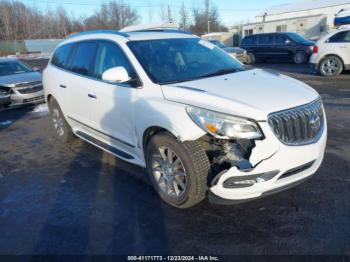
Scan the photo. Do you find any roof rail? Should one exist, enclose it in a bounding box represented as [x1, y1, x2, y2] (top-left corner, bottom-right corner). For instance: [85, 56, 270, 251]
[66, 30, 129, 39]
[120, 22, 179, 33]
[130, 29, 193, 35]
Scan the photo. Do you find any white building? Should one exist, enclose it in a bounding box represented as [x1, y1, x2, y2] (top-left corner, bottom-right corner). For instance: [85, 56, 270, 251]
[242, 0, 350, 39]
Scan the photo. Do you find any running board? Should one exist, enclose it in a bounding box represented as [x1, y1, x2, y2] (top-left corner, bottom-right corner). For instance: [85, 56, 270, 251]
[76, 130, 134, 160]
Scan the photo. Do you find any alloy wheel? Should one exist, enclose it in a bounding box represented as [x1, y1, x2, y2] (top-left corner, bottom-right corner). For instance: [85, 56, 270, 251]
[52, 108, 65, 137]
[321, 58, 340, 76]
[151, 146, 187, 198]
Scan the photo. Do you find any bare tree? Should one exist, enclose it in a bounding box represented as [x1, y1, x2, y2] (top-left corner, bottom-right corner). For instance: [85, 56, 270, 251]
[179, 2, 189, 31]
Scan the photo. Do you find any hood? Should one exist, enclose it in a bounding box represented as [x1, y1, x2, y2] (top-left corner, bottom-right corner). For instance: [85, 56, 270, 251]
[161, 69, 319, 120]
[223, 47, 246, 54]
[0, 72, 42, 87]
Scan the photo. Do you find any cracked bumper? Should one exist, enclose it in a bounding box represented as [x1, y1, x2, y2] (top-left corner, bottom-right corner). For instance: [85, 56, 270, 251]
[209, 121, 327, 202]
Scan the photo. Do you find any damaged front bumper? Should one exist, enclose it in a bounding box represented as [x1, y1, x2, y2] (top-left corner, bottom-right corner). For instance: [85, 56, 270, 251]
[209, 121, 327, 204]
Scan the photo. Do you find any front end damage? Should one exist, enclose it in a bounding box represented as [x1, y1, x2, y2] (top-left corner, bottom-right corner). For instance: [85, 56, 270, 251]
[197, 121, 327, 204]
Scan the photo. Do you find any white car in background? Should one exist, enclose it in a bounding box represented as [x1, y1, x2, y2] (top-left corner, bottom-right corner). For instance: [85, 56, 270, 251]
[310, 28, 350, 77]
[44, 27, 327, 208]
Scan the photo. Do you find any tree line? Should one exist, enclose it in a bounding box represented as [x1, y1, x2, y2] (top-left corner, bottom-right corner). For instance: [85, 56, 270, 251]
[0, 0, 227, 41]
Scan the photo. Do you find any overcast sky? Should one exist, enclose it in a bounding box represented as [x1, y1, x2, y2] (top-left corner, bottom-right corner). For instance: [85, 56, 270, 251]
[20, 0, 299, 26]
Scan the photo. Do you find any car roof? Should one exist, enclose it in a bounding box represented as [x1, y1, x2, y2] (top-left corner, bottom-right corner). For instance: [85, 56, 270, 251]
[66, 29, 196, 42]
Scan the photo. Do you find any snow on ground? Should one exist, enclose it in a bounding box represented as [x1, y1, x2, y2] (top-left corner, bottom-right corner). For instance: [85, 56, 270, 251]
[31, 103, 49, 115]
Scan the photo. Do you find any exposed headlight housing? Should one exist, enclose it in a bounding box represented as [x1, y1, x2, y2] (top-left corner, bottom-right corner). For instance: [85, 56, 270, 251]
[186, 107, 263, 140]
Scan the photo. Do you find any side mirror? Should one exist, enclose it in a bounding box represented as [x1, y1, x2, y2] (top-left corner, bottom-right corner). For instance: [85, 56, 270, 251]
[102, 66, 131, 83]
[33, 67, 41, 72]
[285, 39, 292, 45]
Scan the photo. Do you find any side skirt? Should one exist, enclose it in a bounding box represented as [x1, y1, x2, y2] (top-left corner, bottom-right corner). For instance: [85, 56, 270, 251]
[76, 130, 134, 160]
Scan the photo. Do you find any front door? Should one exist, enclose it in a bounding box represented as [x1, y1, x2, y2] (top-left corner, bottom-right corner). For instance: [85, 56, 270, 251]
[89, 40, 140, 154]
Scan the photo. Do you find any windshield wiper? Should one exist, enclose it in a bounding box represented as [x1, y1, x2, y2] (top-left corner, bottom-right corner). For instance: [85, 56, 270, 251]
[199, 68, 244, 79]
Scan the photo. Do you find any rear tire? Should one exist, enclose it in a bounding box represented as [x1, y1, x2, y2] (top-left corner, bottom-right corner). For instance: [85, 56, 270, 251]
[293, 51, 307, 64]
[48, 98, 75, 143]
[246, 52, 256, 65]
[145, 133, 210, 209]
[319, 56, 343, 77]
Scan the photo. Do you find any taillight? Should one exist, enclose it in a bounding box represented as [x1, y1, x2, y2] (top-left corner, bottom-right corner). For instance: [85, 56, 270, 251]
[313, 46, 319, 54]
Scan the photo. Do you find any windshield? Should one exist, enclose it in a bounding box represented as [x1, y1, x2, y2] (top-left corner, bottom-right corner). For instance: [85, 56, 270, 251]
[0, 61, 33, 76]
[127, 38, 244, 84]
[209, 40, 226, 48]
[286, 33, 310, 43]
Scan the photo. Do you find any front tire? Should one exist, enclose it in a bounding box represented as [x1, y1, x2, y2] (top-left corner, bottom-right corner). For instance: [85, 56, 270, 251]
[48, 98, 75, 143]
[145, 133, 210, 209]
[319, 56, 343, 77]
[246, 52, 256, 65]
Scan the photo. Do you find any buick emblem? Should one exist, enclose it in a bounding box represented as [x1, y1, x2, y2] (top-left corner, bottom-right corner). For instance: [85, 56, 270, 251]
[309, 114, 321, 131]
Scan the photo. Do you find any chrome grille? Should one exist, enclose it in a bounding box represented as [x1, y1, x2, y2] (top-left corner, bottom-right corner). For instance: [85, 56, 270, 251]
[268, 99, 324, 145]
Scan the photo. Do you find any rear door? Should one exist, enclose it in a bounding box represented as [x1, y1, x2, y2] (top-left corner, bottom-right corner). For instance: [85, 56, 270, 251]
[256, 34, 274, 60]
[64, 41, 97, 127]
[327, 30, 350, 65]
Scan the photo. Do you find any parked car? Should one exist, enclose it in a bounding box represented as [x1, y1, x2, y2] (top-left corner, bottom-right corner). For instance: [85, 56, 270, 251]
[44, 29, 327, 209]
[334, 9, 350, 27]
[310, 29, 350, 77]
[0, 58, 44, 107]
[208, 40, 248, 63]
[240, 32, 314, 64]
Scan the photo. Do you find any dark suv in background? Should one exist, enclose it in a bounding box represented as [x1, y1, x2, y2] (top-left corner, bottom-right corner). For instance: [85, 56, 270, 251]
[240, 32, 314, 65]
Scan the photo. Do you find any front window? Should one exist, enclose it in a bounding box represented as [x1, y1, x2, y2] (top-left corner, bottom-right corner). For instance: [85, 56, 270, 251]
[127, 38, 244, 85]
[0, 60, 33, 77]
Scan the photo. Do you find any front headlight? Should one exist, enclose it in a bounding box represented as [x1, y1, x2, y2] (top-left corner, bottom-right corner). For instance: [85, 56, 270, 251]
[186, 107, 262, 140]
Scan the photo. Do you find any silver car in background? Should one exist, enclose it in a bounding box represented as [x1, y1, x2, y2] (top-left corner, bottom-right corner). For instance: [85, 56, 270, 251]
[208, 40, 248, 64]
[0, 59, 44, 107]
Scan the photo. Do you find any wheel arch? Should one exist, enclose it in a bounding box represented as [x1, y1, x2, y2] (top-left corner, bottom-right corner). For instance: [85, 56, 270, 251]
[142, 126, 177, 152]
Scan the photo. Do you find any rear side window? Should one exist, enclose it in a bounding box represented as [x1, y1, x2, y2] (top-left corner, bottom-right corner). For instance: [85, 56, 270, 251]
[69, 42, 97, 76]
[242, 36, 257, 45]
[93, 41, 137, 80]
[51, 44, 74, 69]
[259, 34, 274, 45]
[328, 31, 350, 43]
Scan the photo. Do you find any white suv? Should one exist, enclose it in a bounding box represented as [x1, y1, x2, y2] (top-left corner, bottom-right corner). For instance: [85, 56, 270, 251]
[310, 29, 350, 77]
[44, 29, 327, 208]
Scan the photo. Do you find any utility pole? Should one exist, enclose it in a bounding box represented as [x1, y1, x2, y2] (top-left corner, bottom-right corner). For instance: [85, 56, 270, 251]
[208, 20, 211, 34]
[167, 5, 173, 23]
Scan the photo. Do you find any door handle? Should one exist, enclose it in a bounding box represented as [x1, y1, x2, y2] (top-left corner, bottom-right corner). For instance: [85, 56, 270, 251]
[88, 93, 97, 99]
[59, 84, 67, 88]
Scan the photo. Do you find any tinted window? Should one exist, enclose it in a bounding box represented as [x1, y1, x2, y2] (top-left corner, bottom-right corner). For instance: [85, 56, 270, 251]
[329, 31, 350, 43]
[93, 41, 136, 80]
[69, 42, 97, 76]
[242, 36, 257, 45]
[275, 34, 288, 44]
[51, 44, 74, 69]
[286, 33, 309, 43]
[259, 34, 274, 45]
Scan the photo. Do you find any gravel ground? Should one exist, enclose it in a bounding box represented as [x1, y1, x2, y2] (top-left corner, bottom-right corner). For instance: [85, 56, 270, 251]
[0, 61, 349, 257]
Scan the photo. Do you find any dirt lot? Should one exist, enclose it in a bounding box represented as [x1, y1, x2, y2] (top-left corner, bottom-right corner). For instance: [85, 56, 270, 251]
[0, 61, 349, 257]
